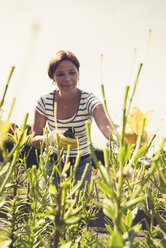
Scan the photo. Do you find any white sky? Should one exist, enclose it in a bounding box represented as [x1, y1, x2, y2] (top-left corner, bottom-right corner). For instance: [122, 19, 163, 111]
[0, 0, 166, 149]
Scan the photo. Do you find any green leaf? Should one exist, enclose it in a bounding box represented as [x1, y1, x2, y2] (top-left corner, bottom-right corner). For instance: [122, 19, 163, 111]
[125, 209, 133, 228]
[36, 219, 45, 228]
[62, 161, 71, 174]
[123, 223, 141, 244]
[64, 216, 81, 224]
[105, 223, 113, 235]
[109, 230, 123, 248]
[5, 183, 16, 188]
[98, 164, 111, 184]
[133, 144, 147, 163]
[60, 241, 72, 248]
[0, 163, 10, 177]
[89, 176, 95, 194]
[131, 207, 138, 220]
[49, 184, 57, 196]
[1, 205, 12, 213]
[122, 195, 146, 208]
[118, 144, 131, 164]
[97, 181, 116, 199]
[103, 199, 118, 220]
[0, 196, 6, 208]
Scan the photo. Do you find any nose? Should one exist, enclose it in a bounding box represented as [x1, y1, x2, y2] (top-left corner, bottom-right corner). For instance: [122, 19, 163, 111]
[64, 73, 71, 81]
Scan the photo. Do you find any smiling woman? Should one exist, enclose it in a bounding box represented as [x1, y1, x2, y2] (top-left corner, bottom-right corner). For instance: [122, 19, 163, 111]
[31, 50, 115, 191]
[52, 60, 80, 119]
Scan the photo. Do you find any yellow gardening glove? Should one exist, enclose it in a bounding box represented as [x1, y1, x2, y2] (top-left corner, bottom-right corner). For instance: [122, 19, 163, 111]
[44, 128, 78, 149]
[58, 132, 78, 149]
[59, 127, 78, 149]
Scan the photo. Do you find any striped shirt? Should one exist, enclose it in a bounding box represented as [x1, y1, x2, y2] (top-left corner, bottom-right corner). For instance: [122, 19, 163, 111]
[36, 89, 102, 156]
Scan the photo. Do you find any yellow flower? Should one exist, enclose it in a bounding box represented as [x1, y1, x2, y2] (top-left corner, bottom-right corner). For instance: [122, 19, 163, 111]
[125, 107, 153, 147]
[127, 107, 153, 134]
[9, 125, 29, 147]
[0, 119, 10, 147]
[0, 97, 16, 148]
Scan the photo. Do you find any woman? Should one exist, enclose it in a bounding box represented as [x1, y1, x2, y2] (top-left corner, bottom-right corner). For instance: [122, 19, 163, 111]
[32, 50, 113, 189]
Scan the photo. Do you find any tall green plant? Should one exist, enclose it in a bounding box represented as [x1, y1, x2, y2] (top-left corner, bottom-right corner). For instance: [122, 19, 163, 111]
[85, 56, 166, 247]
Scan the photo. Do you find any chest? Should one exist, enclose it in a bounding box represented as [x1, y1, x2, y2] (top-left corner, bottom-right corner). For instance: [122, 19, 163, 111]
[56, 100, 79, 119]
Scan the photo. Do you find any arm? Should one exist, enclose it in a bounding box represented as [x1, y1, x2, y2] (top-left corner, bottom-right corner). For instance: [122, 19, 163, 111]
[93, 104, 113, 140]
[31, 110, 47, 148]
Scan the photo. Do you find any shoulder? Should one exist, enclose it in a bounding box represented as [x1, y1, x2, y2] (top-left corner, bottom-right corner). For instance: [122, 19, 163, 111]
[80, 90, 102, 114]
[80, 90, 98, 100]
[81, 90, 101, 103]
[37, 90, 55, 102]
[36, 90, 55, 114]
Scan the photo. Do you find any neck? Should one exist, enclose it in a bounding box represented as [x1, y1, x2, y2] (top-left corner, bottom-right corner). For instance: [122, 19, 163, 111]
[58, 88, 80, 104]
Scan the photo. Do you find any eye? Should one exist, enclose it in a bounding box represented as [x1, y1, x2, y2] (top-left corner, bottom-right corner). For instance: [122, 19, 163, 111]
[56, 73, 64, 77]
[69, 71, 76, 75]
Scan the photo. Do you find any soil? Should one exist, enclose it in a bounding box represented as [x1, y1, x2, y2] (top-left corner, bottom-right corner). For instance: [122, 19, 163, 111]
[87, 208, 149, 239]
[88, 209, 109, 235]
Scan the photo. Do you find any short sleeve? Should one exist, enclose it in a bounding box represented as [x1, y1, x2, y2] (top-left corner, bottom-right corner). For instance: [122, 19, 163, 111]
[36, 96, 46, 116]
[86, 93, 102, 115]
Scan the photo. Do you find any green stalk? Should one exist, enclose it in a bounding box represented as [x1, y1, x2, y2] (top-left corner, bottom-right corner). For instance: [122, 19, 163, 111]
[0, 149, 19, 195]
[3, 113, 29, 164]
[126, 117, 146, 171]
[0, 113, 28, 194]
[54, 188, 62, 248]
[68, 162, 90, 198]
[130, 138, 166, 200]
[101, 83, 120, 141]
[72, 152, 81, 183]
[86, 120, 99, 168]
[126, 63, 143, 117]
[145, 185, 166, 232]
[121, 85, 130, 147]
[86, 120, 109, 186]
[103, 147, 109, 168]
[0, 66, 15, 107]
[114, 85, 130, 232]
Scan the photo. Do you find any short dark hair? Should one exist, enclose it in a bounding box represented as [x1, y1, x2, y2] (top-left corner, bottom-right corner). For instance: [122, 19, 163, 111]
[48, 50, 80, 79]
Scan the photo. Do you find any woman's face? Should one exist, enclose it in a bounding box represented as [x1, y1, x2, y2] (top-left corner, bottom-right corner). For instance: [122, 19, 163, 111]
[53, 60, 79, 92]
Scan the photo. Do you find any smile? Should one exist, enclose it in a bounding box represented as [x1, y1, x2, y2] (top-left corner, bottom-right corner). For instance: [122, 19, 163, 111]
[63, 84, 74, 87]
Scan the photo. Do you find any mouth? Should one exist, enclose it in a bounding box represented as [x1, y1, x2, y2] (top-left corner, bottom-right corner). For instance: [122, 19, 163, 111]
[63, 84, 74, 87]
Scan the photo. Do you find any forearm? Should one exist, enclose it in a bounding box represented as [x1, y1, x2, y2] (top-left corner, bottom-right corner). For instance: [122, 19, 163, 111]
[93, 105, 115, 140]
[99, 124, 113, 140]
[32, 135, 45, 149]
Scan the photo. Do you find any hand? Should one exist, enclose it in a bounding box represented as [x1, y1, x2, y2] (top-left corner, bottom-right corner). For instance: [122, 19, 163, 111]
[44, 130, 78, 149]
[58, 132, 78, 149]
[43, 130, 57, 146]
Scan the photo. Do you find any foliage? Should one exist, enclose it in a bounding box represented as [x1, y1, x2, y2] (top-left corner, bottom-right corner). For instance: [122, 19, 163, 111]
[0, 59, 166, 248]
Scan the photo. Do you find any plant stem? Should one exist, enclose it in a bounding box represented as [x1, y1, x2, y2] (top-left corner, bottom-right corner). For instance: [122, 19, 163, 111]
[121, 85, 130, 147]
[126, 63, 143, 117]
[54, 188, 62, 248]
[0, 113, 28, 194]
[126, 117, 145, 171]
[101, 83, 120, 141]
[0, 66, 15, 107]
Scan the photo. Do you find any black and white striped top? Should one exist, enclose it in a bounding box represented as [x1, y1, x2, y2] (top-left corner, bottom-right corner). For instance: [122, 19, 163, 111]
[36, 89, 102, 156]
